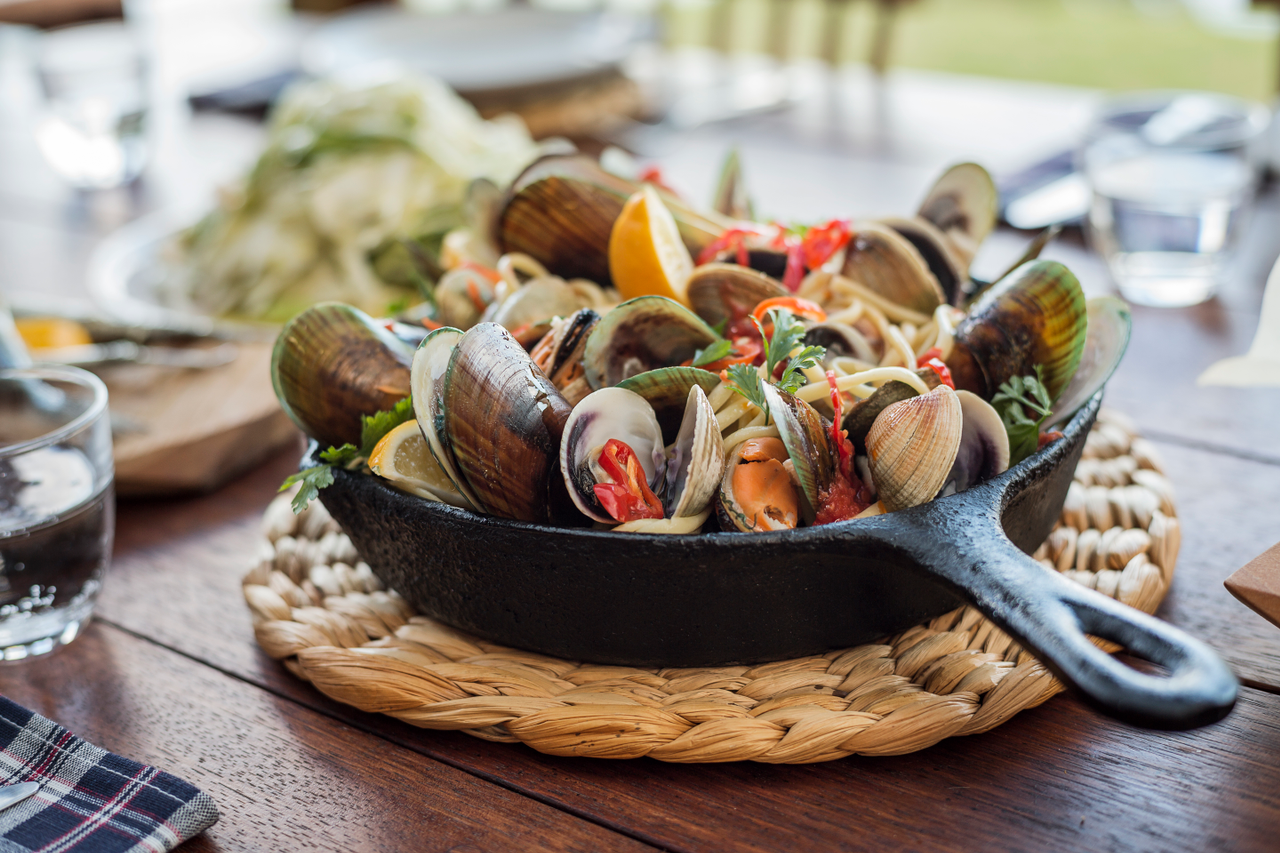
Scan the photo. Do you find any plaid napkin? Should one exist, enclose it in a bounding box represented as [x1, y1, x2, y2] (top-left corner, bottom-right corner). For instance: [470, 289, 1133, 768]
[0, 696, 219, 853]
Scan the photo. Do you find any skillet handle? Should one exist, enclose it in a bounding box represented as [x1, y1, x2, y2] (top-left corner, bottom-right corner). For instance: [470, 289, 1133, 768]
[909, 516, 1238, 730]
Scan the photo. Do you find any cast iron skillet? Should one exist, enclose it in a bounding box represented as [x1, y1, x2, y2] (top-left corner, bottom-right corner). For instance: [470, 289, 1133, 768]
[314, 393, 1237, 730]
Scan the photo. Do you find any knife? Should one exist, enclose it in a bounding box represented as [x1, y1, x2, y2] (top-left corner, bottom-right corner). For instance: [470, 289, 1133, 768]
[0, 782, 39, 811]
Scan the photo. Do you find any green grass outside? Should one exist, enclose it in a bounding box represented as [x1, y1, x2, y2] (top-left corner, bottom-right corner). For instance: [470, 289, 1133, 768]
[664, 0, 1278, 102]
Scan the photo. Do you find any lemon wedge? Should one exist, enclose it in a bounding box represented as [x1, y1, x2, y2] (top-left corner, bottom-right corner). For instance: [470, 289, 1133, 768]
[368, 420, 458, 502]
[608, 184, 694, 306]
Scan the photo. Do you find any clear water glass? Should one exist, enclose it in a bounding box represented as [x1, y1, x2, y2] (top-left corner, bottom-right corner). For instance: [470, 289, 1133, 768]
[35, 21, 149, 190]
[0, 367, 114, 659]
[1082, 91, 1270, 307]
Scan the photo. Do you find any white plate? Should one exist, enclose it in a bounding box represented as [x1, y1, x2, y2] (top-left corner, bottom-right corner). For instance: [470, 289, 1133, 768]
[301, 6, 651, 96]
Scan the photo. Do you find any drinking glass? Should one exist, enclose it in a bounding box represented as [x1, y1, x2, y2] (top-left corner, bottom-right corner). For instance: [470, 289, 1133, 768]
[34, 21, 149, 190]
[1081, 91, 1270, 307]
[0, 367, 114, 659]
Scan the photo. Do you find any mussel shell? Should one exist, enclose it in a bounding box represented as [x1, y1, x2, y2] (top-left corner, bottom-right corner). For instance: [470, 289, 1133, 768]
[497, 155, 731, 286]
[666, 385, 725, 518]
[941, 390, 1010, 496]
[559, 387, 665, 524]
[763, 383, 836, 523]
[716, 437, 799, 532]
[1048, 296, 1131, 428]
[712, 147, 753, 220]
[441, 323, 574, 523]
[533, 309, 599, 385]
[411, 327, 482, 511]
[946, 259, 1087, 402]
[841, 222, 946, 315]
[917, 162, 999, 264]
[271, 302, 413, 449]
[582, 296, 719, 389]
[841, 368, 941, 453]
[616, 366, 721, 443]
[865, 385, 963, 513]
[686, 263, 788, 327]
[880, 216, 967, 306]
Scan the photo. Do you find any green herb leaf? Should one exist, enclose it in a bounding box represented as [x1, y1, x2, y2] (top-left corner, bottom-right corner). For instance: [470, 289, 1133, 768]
[360, 397, 414, 458]
[726, 363, 770, 423]
[280, 465, 336, 515]
[320, 443, 361, 466]
[692, 339, 733, 367]
[777, 345, 826, 394]
[992, 366, 1053, 465]
[710, 318, 728, 337]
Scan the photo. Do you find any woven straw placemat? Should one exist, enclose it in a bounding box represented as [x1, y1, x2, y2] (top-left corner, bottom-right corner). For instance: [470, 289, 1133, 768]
[243, 409, 1180, 763]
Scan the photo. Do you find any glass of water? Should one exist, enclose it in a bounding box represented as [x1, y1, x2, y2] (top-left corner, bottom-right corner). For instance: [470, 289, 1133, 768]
[35, 21, 149, 190]
[0, 366, 114, 659]
[1082, 91, 1270, 307]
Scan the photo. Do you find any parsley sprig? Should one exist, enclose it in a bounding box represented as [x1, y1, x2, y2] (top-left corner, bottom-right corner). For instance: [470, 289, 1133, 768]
[991, 366, 1053, 466]
[724, 308, 826, 421]
[279, 397, 415, 514]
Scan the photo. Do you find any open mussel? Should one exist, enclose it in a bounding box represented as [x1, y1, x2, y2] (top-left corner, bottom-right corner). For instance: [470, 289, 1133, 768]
[438, 323, 574, 523]
[916, 163, 999, 269]
[944, 259, 1086, 403]
[272, 302, 414, 449]
[497, 154, 731, 286]
[840, 223, 946, 315]
[530, 309, 600, 406]
[685, 263, 788, 327]
[717, 437, 801, 532]
[582, 296, 719, 389]
[764, 384, 837, 524]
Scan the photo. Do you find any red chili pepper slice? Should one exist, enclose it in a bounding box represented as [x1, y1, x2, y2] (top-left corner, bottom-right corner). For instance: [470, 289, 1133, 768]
[752, 297, 827, 325]
[459, 261, 502, 283]
[801, 219, 852, 270]
[465, 279, 489, 314]
[921, 357, 955, 390]
[696, 225, 772, 266]
[826, 370, 854, 478]
[592, 439, 664, 523]
[782, 237, 805, 291]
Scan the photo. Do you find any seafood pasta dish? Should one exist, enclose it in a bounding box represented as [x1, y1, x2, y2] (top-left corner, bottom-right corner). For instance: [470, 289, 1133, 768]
[272, 154, 1128, 535]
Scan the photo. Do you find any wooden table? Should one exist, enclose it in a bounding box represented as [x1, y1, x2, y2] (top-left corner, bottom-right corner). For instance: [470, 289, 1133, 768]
[2, 63, 1280, 851]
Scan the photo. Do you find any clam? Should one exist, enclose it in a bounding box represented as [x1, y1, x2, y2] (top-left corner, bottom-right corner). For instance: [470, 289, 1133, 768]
[945, 259, 1087, 403]
[685, 263, 788, 327]
[663, 385, 725, 518]
[916, 162, 999, 269]
[865, 385, 963, 513]
[582, 296, 719, 389]
[704, 246, 791, 281]
[559, 387, 666, 524]
[486, 276, 590, 333]
[410, 327, 482, 511]
[804, 321, 882, 367]
[439, 323, 574, 523]
[717, 437, 801, 532]
[1047, 296, 1132, 428]
[271, 302, 413, 449]
[497, 154, 731, 286]
[880, 216, 968, 306]
[764, 383, 837, 524]
[841, 368, 941, 453]
[840, 222, 946, 315]
[529, 309, 600, 406]
[939, 390, 1009, 496]
[616, 366, 721, 441]
[435, 266, 498, 331]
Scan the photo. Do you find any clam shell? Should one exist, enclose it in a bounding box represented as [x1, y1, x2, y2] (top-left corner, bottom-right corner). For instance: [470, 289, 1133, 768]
[616, 366, 721, 442]
[841, 368, 941, 453]
[271, 302, 413, 449]
[410, 327, 481, 511]
[916, 162, 999, 267]
[880, 216, 967, 306]
[441, 323, 573, 523]
[941, 390, 1010, 496]
[582, 296, 719, 389]
[559, 387, 665, 524]
[666, 385, 726, 518]
[487, 277, 591, 332]
[946, 259, 1087, 402]
[686, 263, 788, 327]
[865, 385, 963, 512]
[840, 222, 946, 315]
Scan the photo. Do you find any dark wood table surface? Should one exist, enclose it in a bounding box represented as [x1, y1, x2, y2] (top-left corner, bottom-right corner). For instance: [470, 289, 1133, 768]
[1, 64, 1280, 851]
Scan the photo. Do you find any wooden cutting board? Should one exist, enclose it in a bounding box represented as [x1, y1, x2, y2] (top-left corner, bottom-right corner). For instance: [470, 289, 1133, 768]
[97, 341, 301, 496]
